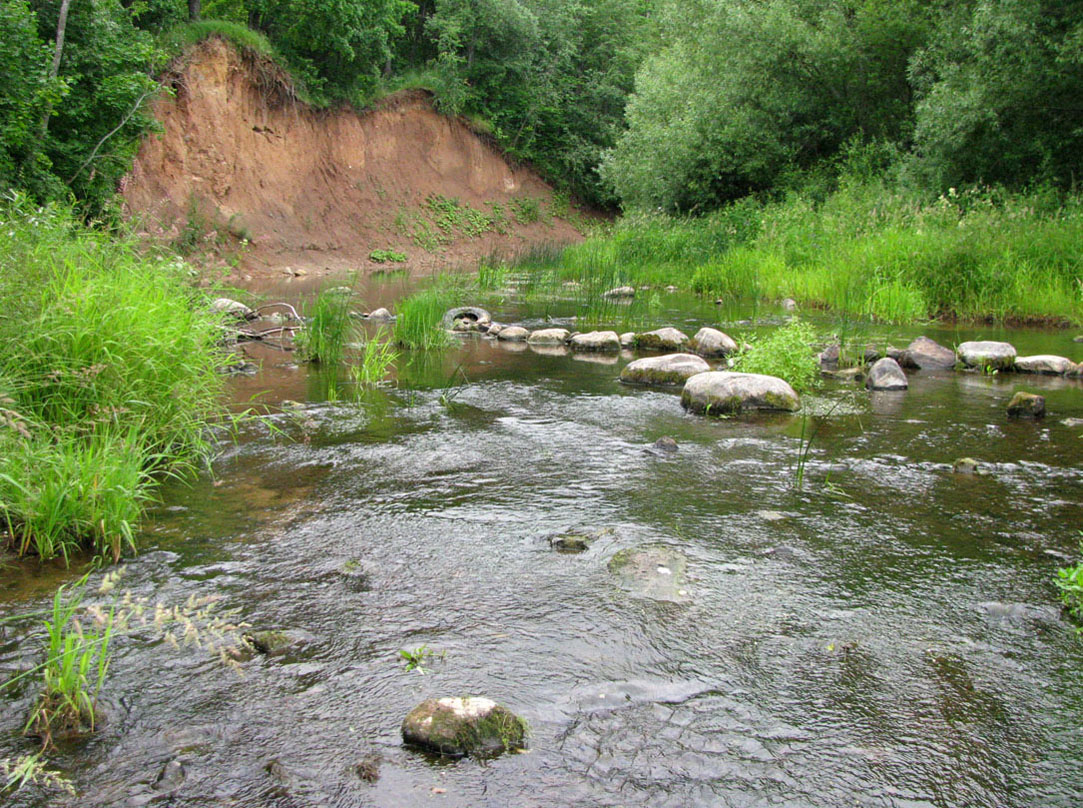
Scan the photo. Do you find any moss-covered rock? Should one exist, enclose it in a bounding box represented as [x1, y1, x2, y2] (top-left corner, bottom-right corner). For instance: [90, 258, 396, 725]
[682, 371, 799, 415]
[634, 327, 689, 352]
[620, 353, 710, 386]
[1007, 391, 1045, 419]
[608, 546, 689, 602]
[402, 698, 526, 757]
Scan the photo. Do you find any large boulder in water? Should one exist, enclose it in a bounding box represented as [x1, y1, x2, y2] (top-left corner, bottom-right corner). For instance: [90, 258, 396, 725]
[900, 336, 955, 370]
[1013, 355, 1074, 375]
[634, 327, 689, 351]
[527, 328, 570, 346]
[620, 353, 710, 386]
[401, 698, 526, 757]
[681, 371, 799, 415]
[602, 286, 635, 299]
[865, 357, 908, 390]
[211, 297, 254, 320]
[957, 341, 1016, 370]
[688, 327, 738, 358]
[569, 331, 621, 352]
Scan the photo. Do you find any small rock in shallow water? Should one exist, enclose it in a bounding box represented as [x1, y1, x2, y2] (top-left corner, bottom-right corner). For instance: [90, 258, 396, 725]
[689, 327, 738, 358]
[1006, 391, 1045, 419]
[634, 327, 689, 351]
[781, 298, 798, 312]
[608, 546, 689, 602]
[682, 371, 799, 415]
[355, 753, 381, 783]
[652, 436, 679, 453]
[402, 697, 526, 757]
[602, 285, 635, 299]
[1061, 417, 1083, 428]
[1013, 355, 1073, 375]
[900, 336, 956, 370]
[497, 326, 530, 342]
[367, 307, 394, 321]
[527, 327, 569, 345]
[620, 353, 709, 386]
[153, 759, 186, 792]
[953, 458, 980, 474]
[569, 331, 621, 352]
[957, 341, 1016, 370]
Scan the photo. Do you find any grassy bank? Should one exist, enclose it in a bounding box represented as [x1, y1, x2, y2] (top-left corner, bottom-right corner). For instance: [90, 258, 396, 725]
[509, 184, 1083, 325]
[0, 197, 227, 562]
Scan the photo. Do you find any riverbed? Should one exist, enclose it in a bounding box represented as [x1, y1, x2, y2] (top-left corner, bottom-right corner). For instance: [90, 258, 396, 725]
[2, 286, 1082, 807]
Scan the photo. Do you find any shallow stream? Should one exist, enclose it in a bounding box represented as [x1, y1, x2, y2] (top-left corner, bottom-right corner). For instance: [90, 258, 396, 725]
[3, 286, 1083, 807]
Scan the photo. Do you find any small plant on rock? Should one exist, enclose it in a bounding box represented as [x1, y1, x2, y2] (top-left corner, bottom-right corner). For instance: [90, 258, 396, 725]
[1056, 534, 1083, 627]
[734, 318, 821, 393]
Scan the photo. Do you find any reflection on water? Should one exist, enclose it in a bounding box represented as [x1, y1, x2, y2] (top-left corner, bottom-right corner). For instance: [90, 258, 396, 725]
[2, 296, 1083, 807]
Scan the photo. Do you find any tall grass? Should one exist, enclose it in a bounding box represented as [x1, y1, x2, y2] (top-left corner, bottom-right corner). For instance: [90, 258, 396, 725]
[295, 287, 356, 364]
[506, 184, 1083, 325]
[393, 286, 459, 350]
[0, 196, 227, 560]
[350, 327, 398, 387]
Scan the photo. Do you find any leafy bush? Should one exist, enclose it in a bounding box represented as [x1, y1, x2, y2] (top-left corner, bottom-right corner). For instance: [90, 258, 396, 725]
[734, 319, 821, 393]
[369, 248, 407, 263]
[1057, 537, 1083, 626]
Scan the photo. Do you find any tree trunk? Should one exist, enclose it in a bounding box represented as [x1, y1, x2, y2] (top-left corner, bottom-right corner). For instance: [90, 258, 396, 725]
[188, 0, 200, 21]
[36, 0, 72, 149]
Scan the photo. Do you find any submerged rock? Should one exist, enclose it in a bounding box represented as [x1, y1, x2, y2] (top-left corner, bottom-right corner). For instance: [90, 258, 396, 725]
[243, 629, 315, 657]
[634, 327, 689, 351]
[569, 330, 621, 352]
[652, 436, 679, 453]
[1062, 417, 1083, 428]
[865, 357, 908, 390]
[402, 697, 526, 757]
[608, 546, 689, 602]
[497, 326, 530, 342]
[211, 297, 255, 320]
[1007, 391, 1045, 419]
[781, 298, 798, 312]
[367, 307, 394, 322]
[153, 759, 186, 792]
[957, 341, 1016, 370]
[900, 336, 956, 370]
[824, 366, 865, 382]
[681, 371, 799, 415]
[527, 327, 570, 345]
[1013, 355, 1074, 375]
[602, 286, 636, 299]
[688, 327, 738, 358]
[620, 353, 709, 386]
[819, 343, 841, 366]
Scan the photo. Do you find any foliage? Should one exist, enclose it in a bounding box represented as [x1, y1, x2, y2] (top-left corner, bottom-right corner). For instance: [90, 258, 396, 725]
[1056, 536, 1083, 626]
[399, 643, 442, 673]
[0, 752, 74, 796]
[0, 197, 226, 560]
[295, 287, 357, 364]
[734, 319, 821, 393]
[392, 285, 458, 349]
[369, 247, 407, 263]
[350, 327, 398, 387]
[25, 577, 114, 748]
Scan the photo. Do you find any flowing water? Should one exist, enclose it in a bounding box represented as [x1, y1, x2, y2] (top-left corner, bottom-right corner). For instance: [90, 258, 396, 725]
[3, 288, 1083, 807]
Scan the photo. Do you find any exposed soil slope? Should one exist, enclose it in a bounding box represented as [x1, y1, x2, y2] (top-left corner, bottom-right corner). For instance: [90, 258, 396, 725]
[124, 38, 584, 280]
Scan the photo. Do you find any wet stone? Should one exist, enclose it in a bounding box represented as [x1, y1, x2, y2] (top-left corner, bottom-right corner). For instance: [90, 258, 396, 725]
[497, 326, 530, 342]
[635, 327, 690, 352]
[569, 331, 621, 352]
[1013, 355, 1074, 375]
[527, 327, 569, 345]
[1062, 418, 1083, 428]
[652, 436, 679, 453]
[366, 307, 394, 321]
[620, 353, 710, 386]
[953, 457, 980, 474]
[958, 341, 1016, 370]
[865, 357, 908, 391]
[1007, 391, 1045, 419]
[681, 371, 800, 415]
[153, 759, 186, 792]
[211, 297, 254, 320]
[243, 628, 316, 657]
[900, 336, 956, 370]
[608, 546, 689, 602]
[355, 753, 382, 783]
[548, 526, 613, 553]
[603, 286, 636, 299]
[402, 697, 527, 757]
[689, 327, 738, 358]
[781, 298, 798, 312]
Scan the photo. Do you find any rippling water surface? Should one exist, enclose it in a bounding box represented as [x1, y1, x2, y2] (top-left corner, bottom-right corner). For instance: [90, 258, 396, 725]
[2, 296, 1082, 807]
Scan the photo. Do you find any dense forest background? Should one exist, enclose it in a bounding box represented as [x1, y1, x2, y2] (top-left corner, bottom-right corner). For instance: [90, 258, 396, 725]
[1, 0, 1082, 215]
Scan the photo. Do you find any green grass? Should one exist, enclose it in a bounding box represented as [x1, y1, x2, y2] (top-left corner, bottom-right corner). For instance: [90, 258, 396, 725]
[504, 184, 1083, 325]
[24, 578, 114, 749]
[295, 287, 356, 365]
[369, 248, 407, 263]
[393, 286, 461, 350]
[0, 196, 227, 561]
[350, 328, 398, 387]
[733, 319, 821, 393]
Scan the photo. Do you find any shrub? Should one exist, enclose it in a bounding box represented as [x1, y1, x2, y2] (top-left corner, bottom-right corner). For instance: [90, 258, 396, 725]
[734, 318, 821, 393]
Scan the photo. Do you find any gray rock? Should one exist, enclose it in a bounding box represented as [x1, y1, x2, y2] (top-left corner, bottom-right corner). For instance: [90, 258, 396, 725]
[401, 698, 526, 757]
[689, 327, 738, 358]
[620, 353, 710, 386]
[367, 307, 394, 322]
[899, 336, 956, 369]
[958, 340, 1016, 370]
[441, 307, 491, 330]
[602, 286, 636, 299]
[608, 546, 689, 602]
[211, 297, 254, 320]
[526, 327, 570, 345]
[634, 327, 689, 351]
[885, 346, 904, 361]
[1013, 355, 1074, 375]
[1007, 391, 1045, 419]
[153, 759, 186, 792]
[569, 330, 621, 352]
[1061, 417, 1083, 428]
[497, 326, 530, 342]
[243, 629, 316, 657]
[819, 343, 841, 366]
[865, 357, 909, 390]
[681, 371, 800, 415]
[824, 366, 865, 382]
[548, 527, 613, 553]
[781, 298, 798, 312]
[619, 331, 636, 348]
[484, 322, 504, 336]
[652, 436, 679, 453]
